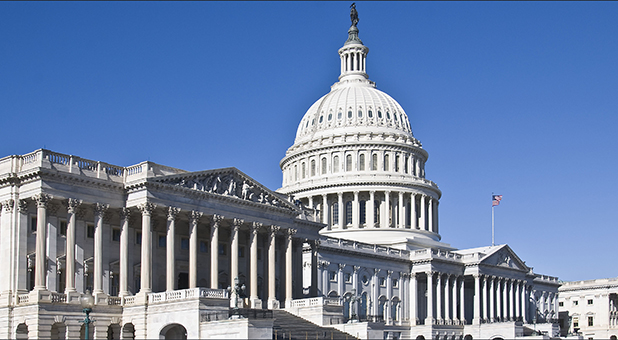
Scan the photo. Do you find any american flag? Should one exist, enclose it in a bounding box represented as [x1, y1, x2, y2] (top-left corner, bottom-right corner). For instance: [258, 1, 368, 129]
[492, 195, 502, 207]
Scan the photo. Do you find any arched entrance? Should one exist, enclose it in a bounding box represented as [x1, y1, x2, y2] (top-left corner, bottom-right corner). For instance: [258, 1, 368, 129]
[107, 324, 121, 339]
[50, 322, 66, 340]
[16, 323, 28, 340]
[122, 323, 135, 340]
[159, 324, 187, 340]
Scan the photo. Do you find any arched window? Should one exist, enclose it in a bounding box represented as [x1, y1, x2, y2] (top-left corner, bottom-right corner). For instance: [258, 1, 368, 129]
[345, 201, 353, 225]
[346, 154, 352, 171]
[321, 158, 327, 174]
[348, 109, 353, 118]
[359, 154, 365, 171]
[310, 159, 316, 176]
[371, 154, 378, 171]
[301, 162, 306, 179]
[294, 164, 298, 181]
[384, 154, 390, 171]
[332, 202, 339, 225]
[404, 155, 409, 174]
[360, 200, 366, 225]
[395, 155, 400, 172]
[333, 156, 339, 173]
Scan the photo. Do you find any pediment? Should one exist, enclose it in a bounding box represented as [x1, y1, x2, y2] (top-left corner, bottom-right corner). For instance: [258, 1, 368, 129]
[481, 245, 529, 272]
[151, 167, 298, 212]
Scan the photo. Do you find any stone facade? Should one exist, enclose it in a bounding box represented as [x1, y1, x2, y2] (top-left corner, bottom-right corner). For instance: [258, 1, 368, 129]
[0, 7, 563, 340]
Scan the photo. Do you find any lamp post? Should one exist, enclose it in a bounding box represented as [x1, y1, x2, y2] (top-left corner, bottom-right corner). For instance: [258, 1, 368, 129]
[227, 277, 246, 319]
[80, 290, 95, 340]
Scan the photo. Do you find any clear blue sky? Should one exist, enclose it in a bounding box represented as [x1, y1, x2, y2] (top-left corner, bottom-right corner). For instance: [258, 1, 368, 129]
[1, 2, 616, 282]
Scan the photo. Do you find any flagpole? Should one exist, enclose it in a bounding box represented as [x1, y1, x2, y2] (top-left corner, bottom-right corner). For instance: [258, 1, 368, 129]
[491, 192, 495, 246]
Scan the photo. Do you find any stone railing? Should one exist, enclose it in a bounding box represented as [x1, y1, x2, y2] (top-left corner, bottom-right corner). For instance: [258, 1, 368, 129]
[288, 296, 342, 308]
[320, 236, 410, 260]
[50, 292, 67, 303]
[16, 294, 29, 304]
[148, 288, 228, 304]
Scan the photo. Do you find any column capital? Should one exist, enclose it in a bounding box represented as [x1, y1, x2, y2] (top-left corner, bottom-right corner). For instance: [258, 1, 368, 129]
[33, 193, 52, 208]
[285, 228, 297, 239]
[18, 199, 29, 213]
[2, 199, 15, 213]
[369, 190, 375, 195]
[137, 202, 157, 216]
[410, 272, 417, 279]
[251, 221, 263, 234]
[94, 203, 109, 218]
[337, 192, 343, 198]
[66, 198, 82, 214]
[167, 206, 181, 221]
[426, 270, 435, 277]
[374, 268, 381, 276]
[212, 214, 224, 226]
[322, 193, 328, 198]
[268, 225, 280, 236]
[232, 218, 244, 230]
[353, 191, 359, 196]
[338, 263, 346, 271]
[119, 207, 131, 220]
[353, 265, 361, 273]
[473, 273, 481, 279]
[387, 270, 393, 277]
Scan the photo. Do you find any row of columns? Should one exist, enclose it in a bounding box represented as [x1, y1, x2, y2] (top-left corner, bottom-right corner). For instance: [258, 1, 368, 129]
[408, 272, 531, 326]
[307, 191, 438, 232]
[28, 195, 300, 308]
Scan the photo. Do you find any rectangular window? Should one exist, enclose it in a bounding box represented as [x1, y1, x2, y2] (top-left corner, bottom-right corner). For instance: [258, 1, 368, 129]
[136, 231, 142, 245]
[112, 228, 121, 242]
[181, 238, 189, 250]
[200, 241, 208, 253]
[392, 279, 398, 288]
[588, 316, 593, 327]
[344, 273, 352, 283]
[239, 246, 245, 258]
[87, 224, 95, 239]
[218, 243, 227, 256]
[329, 271, 337, 282]
[359, 201, 366, 224]
[379, 277, 386, 287]
[158, 235, 166, 248]
[573, 318, 579, 328]
[573, 300, 579, 306]
[559, 301, 564, 307]
[257, 248, 262, 260]
[588, 299, 593, 305]
[31, 216, 37, 232]
[59, 220, 67, 236]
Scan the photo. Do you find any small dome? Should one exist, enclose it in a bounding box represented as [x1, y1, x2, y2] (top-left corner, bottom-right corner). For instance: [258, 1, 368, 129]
[294, 79, 414, 145]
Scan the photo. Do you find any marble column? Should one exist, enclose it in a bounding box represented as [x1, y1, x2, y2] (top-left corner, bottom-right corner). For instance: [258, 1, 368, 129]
[322, 194, 329, 226]
[445, 275, 451, 324]
[510, 279, 516, 321]
[502, 278, 508, 321]
[515, 280, 521, 321]
[436, 273, 442, 323]
[352, 191, 359, 228]
[368, 191, 375, 228]
[383, 191, 390, 228]
[118, 208, 130, 297]
[459, 277, 465, 324]
[137, 202, 156, 294]
[410, 273, 418, 325]
[93, 203, 108, 295]
[267, 225, 280, 309]
[337, 192, 344, 228]
[426, 271, 434, 325]
[451, 275, 458, 323]
[189, 210, 201, 289]
[419, 194, 426, 231]
[398, 192, 405, 229]
[496, 279, 502, 321]
[473, 274, 481, 324]
[250, 222, 262, 308]
[427, 198, 433, 233]
[166, 207, 180, 291]
[230, 218, 243, 284]
[65, 198, 82, 294]
[386, 271, 393, 324]
[33, 193, 51, 290]
[284, 228, 296, 306]
[210, 214, 223, 289]
[411, 194, 418, 229]
[489, 276, 495, 322]
[433, 200, 439, 233]
[482, 275, 488, 322]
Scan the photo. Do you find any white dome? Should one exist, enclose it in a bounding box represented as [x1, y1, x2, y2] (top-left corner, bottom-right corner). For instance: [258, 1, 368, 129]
[294, 79, 414, 145]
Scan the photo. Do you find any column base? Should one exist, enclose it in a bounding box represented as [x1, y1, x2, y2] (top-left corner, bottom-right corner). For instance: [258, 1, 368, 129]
[472, 317, 482, 325]
[425, 317, 434, 325]
[267, 299, 280, 309]
[250, 298, 262, 309]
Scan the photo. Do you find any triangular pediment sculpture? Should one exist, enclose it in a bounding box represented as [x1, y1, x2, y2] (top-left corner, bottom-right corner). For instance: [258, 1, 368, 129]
[151, 167, 298, 212]
[481, 245, 529, 272]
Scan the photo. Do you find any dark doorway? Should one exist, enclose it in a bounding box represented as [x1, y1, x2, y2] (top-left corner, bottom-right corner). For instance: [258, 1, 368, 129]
[177, 273, 189, 289]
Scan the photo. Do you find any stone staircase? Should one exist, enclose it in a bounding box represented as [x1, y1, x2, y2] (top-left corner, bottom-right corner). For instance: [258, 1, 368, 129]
[272, 310, 357, 340]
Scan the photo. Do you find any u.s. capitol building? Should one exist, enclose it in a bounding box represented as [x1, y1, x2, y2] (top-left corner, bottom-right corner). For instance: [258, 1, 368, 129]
[0, 6, 561, 340]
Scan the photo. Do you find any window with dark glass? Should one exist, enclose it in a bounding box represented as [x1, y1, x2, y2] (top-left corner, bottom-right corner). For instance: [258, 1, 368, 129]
[87, 224, 95, 239]
[359, 154, 365, 171]
[332, 202, 339, 225]
[181, 238, 189, 250]
[345, 201, 353, 225]
[346, 154, 352, 171]
[112, 228, 120, 242]
[360, 201, 366, 224]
